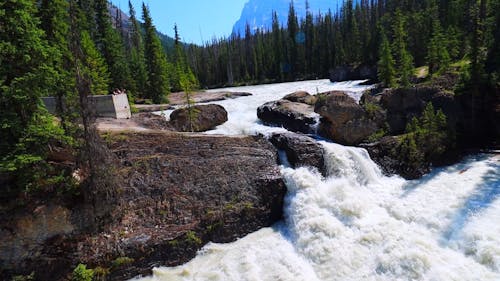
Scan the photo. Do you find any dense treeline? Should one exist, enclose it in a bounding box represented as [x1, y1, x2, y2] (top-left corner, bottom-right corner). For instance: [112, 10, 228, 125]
[188, 0, 499, 89]
[0, 0, 195, 193]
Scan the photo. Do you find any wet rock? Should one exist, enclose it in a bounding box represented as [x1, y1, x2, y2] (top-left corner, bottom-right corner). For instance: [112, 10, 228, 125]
[314, 91, 382, 145]
[169, 104, 228, 132]
[257, 99, 318, 134]
[360, 136, 429, 179]
[269, 132, 325, 175]
[283, 91, 317, 105]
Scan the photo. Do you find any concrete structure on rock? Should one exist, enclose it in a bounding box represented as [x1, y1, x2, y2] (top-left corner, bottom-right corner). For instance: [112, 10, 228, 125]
[42, 93, 131, 119]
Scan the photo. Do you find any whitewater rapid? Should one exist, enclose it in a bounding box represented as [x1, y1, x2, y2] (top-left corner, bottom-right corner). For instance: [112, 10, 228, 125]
[138, 80, 500, 281]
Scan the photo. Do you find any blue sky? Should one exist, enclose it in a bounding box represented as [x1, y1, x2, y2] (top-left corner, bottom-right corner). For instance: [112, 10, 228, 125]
[113, 0, 248, 45]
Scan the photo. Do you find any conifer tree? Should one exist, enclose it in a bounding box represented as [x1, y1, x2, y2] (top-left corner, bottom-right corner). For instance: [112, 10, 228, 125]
[80, 31, 111, 96]
[76, 0, 97, 36]
[142, 3, 170, 103]
[127, 1, 148, 99]
[392, 9, 414, 87]
[271, 11, 284, 81]
[287, 2, 299, 79]
[94, 0, 132, 92]
[0, 0, 68, 190]
[38, 0, 75, 131]
[378, 29, 396, 87]
[427, 20, 450, 75]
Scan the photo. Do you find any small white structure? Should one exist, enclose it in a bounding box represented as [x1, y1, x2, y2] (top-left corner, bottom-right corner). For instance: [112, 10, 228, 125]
[42, 93, 132, 119]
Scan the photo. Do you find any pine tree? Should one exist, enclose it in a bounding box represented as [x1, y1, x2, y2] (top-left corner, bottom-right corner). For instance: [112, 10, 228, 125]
[469, 0, 487, 89]
[427, 20, 450, 75]
[378, 29, 396, 87]
[94, 0, 132, 92]
[0, 0, 69, 190]
[80, 31, 111, 96]
[287, 2, 299, 79]
[76, 0, 97, 36]
[271, 11, 284, 80]
[38, 0, 76, 132]
[142, 3, 170, 103]
[127, 1, 148, 99]
[392, 9, 414, 87]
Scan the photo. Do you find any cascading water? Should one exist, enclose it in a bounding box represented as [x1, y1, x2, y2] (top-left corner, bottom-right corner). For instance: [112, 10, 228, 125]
[135, 80, 500, 281]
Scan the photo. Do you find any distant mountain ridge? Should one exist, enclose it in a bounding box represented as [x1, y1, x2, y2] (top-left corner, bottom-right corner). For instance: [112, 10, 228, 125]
[232, 0, 345, 35]
[108, 3, 177, 50]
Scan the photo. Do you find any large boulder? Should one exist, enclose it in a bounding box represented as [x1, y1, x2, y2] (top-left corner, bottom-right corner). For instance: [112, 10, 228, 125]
[269, 132, 325, 175]
[314, 91, 384, 145]
[257, 99, 318, 134]
[169, 104, 228, 132]
[2, 132, 287, 280]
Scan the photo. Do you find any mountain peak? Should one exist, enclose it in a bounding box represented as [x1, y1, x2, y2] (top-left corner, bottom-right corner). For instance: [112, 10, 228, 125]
[232, 0, 344, 35]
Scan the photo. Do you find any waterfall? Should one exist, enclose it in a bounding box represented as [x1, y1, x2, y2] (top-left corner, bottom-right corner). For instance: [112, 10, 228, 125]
[136, 80, 500, 281]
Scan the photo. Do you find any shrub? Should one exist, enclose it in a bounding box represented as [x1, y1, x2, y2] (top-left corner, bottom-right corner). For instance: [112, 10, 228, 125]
[185, 231, 202, 245]
[72, 264, 94, 281]
[111, 257, 134, 269]
[394, 102, 452, 168]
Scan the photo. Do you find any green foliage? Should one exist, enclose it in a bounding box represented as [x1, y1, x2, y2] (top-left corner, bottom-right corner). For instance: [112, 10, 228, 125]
[378, 30, 396, 87]
[363, 102, 383, 119]
[11, 272, 35, 281]
[72, 264, 94, 281]
[142, 3, 170, 103]
[206, 221, 224, 233]
[391, 9, 414, 88]
[397, 103, 451, 167]
[396, 134, 425, 172]
[111, 257, 134, 268]
[366, 128, 387, 143]
[127, 1, 148, 99]
[94, 0, 132, 92]
[185, 230, 202, 245]
[0, 0, 74, 192]
[38, 0, 79, 135]
[93, 266, 110, 280]
[427, 21, 451, 75]
[80, 31, 110, 95]
[179, 68, 200, 132]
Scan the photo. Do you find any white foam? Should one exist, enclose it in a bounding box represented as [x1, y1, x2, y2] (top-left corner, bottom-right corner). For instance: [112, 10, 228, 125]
[134, 81, 500, 281]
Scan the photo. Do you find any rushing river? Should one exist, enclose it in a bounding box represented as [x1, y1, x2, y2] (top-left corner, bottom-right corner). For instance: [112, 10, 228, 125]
[136, 80, 500, 281]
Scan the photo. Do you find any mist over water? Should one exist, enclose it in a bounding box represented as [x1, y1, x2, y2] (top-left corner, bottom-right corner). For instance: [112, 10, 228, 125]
[139, 80, 500, 281]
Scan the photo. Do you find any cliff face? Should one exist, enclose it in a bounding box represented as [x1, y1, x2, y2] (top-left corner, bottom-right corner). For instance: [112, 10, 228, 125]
[1, 132, 287, 280]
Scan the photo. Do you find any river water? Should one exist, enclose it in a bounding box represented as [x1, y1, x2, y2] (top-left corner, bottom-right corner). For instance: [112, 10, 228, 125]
[135, 80, 500, 281]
